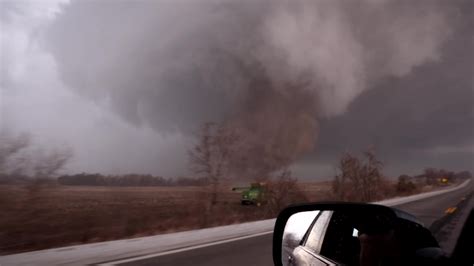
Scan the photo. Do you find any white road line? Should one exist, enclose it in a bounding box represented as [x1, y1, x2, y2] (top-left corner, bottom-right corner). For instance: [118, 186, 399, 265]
[96, 231, 274, 265]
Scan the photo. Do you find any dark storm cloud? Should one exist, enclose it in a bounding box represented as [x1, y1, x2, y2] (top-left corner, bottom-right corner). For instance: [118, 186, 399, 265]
[301, 2, 474, 176]
[40, 0, 470, 177]
[45, 0, 262, 130]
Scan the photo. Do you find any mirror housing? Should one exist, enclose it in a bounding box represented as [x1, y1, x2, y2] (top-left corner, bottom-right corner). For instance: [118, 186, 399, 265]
[273, 202, 440, 266]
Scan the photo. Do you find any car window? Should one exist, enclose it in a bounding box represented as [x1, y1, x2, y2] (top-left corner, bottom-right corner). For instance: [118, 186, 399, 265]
[303, 210, 333, 253]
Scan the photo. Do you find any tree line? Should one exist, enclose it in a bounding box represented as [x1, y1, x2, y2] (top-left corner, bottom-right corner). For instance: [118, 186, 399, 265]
[396, 168, 471, 194]
[332, 148, 472, 201]
[57, 173, 209, 187]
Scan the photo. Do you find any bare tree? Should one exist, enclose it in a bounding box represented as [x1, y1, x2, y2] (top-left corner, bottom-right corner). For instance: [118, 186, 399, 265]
[266, 169, 307, 215]
[333, 149, 384, 202]
[361, 149, 383, 201]
[333, 153, 361, 201]
[189, 123, 238, 206]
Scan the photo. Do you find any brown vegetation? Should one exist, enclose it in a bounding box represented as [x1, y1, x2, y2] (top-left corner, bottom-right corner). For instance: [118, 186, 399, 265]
[332, 149, 469, 201]
[188, 123, 239, 206]
[395, 168, 469, 195]
[1, 161, 465, 255]
[0, 181, 328, 254]
[265, 169, 309, 215]
[332, 149, 389, 202]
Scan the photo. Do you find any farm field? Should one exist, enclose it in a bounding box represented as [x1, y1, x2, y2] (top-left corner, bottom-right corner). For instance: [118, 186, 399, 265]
[0, 182, 331, 254]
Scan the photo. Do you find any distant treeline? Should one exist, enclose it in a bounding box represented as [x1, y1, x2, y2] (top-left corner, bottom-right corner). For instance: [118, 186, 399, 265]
[396, 169, 472, 194]
[57, 173, 209, 187]
[399, 169, 471, 185]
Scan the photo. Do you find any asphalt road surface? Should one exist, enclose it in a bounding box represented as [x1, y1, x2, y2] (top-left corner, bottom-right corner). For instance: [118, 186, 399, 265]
[116, 182, 473, 266]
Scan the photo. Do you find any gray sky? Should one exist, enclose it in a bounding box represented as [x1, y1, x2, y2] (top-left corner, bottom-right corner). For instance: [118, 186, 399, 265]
[1, 0, 473, 179]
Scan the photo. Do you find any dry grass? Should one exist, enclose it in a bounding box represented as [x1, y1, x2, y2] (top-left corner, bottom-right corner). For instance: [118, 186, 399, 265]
[0, 182, 330, 254]
[0, 179, 445, 254]
[298, 181, 334, 202]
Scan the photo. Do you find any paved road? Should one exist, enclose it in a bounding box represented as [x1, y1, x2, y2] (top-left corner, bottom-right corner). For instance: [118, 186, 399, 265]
[121, 233, 273, 266]
[117, 182, 473, 266]
[395, 181, 473, 227]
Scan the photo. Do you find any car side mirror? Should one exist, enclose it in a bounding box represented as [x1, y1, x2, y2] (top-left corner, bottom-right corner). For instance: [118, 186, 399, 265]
[273, 202, 441, 266]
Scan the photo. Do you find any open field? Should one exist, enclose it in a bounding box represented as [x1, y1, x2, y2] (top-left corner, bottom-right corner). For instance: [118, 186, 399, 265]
[0, 178, 452, 255]
[0, 182, 332, 254]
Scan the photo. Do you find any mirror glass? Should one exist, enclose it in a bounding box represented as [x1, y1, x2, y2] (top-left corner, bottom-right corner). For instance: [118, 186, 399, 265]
[282, 210, 320, 262]
[281, 208, 395, 266]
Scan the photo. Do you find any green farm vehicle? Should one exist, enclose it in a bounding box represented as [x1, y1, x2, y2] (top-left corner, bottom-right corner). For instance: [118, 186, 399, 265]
[232, 182, 268, 206]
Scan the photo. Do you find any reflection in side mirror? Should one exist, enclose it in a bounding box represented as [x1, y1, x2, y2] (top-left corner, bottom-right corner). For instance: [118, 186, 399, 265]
[273, 203, 440, 266]
[282, 211, 320, 263]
